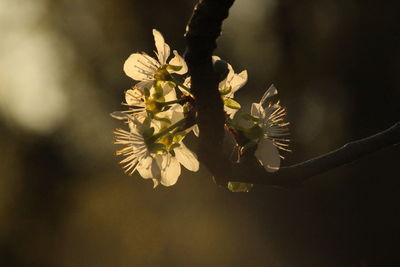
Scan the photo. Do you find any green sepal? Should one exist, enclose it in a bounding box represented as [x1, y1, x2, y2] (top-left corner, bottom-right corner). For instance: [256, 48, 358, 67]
[183, 102, 192, 113]
[166, 64, 182, 72]
[241, 113, 260, 123]
[228, 182, 254, 192]
[142, 127, 155, 140]
[144, 87, 151, 98]
[169, 143, 180, 150]
[173, 131, 187, 143]
[146, 110, 154, 119]
[153, 81, 164, 99]
[244, 125, 263, 140]
[223, 98, 241, 109]
[220, 86, 232, 96]
[142, 116, 152, 126]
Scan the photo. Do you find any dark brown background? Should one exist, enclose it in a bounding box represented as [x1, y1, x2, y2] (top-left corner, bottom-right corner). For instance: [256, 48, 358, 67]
[0, 0, 399, 266]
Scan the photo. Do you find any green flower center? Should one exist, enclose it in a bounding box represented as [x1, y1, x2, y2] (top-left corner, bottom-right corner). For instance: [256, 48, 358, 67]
[154, 67, 172, 81]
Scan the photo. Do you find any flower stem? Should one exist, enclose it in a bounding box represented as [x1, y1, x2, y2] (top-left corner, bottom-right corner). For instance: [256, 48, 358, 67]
[159, 99, 181, 106]
[147, 118, 187, 144]
[172, 78, 194, 97]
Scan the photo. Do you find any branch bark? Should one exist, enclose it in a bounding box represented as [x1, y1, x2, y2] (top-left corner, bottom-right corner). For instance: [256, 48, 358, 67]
[184, 0, 400, 188]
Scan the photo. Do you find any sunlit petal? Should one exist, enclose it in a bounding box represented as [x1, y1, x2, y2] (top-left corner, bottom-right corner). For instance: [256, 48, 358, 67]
[230, 70, 248, 94]
[153, 29, 170, 65]
[125, 88, 144, 106]
[157, 154, 181, 186]
[162, 82, 177, 102]
[156, 104, 184, 124]
[124, 53, 155, 81]
[174, 143, 199, 172]
[136, 80, 153, 89]
[169, 50, 187, 75]
[254, 139, 280, 172]
[137, 155, 159, 179]
[260, 84, 277, 104]
[224, 106, 238, 119]
[193, 125, 200, 137]
[152, 178, 160, 188]
[251, 103, 265, 118]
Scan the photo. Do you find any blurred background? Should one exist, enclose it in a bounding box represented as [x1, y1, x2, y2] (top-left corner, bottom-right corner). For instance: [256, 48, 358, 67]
[0, 0, 399, 266]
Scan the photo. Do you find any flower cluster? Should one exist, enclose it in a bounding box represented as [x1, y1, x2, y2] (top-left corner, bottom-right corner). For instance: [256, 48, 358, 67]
[112, 29, 290, 190]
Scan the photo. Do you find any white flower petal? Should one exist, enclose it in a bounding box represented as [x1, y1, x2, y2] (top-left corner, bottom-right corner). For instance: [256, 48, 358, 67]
[170, 104, 184, 123]
[186, 124, 199, 137]
[153, 29, 170, 65]
[137, 155, 160, 179]
[128, 116, 152, 134]
[157, 104, 184, 125]
[224, 106, 238, 119]
[251, 103, 265, 119]
[156, 154, 181, 186]
[125, 88, 145, 106]
[260, 84, 278, 104]
[177, 77, 192, 96]
[150, 119, 162, 132]
[152, 178, 160, 188]
[124, 53, 156, 81]
[230, 70, 248, 94]
[193, 125, 200, 137]
[225, 62, 235, 83]
[212, 55, 221, 62]
[213, 55, 234, 88]
[157, 104, 184, 124]
[254, 139, 280, 172]
[169, 50, 187, 75]
[162, 82, 177, 102]
[263, 104, 278, 121]
[174, 143, 199, 172]
[136, 80, 153, 89]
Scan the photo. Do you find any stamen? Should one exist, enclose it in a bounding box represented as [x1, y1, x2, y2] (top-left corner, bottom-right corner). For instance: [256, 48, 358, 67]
[142, 52, 161, 69]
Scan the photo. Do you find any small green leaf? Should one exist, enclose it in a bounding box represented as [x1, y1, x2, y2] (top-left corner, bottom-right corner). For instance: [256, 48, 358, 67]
[228, 182, 254, 192]
[223, 98, 241, 109]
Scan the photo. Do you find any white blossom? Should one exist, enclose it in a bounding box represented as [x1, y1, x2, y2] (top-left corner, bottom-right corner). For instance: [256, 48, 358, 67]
[250, 85, 290, 172]
[113, 105, 199, 188]
[123, 29, 187, 83]
[213, 56, 248, 118]
[111, 80, 177, 122]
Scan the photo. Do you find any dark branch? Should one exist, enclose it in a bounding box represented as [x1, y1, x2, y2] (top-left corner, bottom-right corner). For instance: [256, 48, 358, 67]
[185, 0, 400, 188]
[184, 0, 235, 183]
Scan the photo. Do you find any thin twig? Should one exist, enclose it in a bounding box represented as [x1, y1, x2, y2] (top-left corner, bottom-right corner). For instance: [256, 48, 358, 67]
[184, 0, 400, 188]
[228, 122, 400, 187]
